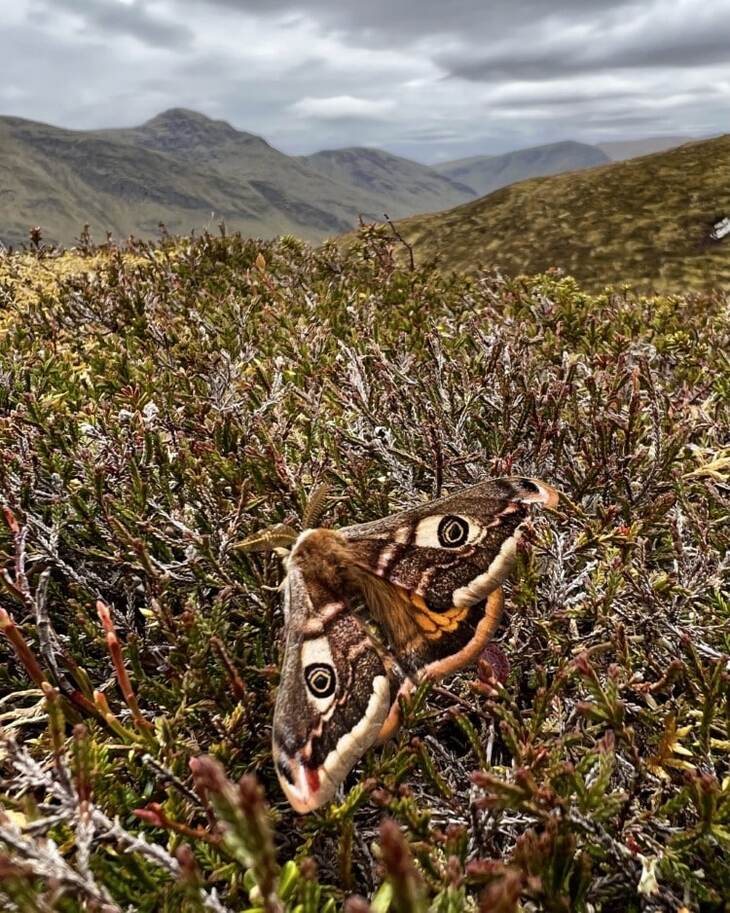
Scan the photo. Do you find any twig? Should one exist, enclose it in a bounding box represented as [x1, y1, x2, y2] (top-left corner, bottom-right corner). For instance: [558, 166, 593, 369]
[384, 213, 415, 271]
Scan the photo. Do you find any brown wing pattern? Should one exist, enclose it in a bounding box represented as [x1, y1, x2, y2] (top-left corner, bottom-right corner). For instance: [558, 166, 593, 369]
[272, 557, 394, 813]
[342, 477, 557, 671]
[272, 477, 558, 813]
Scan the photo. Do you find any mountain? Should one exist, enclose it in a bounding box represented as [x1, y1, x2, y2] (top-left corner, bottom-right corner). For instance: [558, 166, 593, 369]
[100, 109, 391, 233]
[300, 146, 474, 218]
[391, 135, 730, 293]
[0, 109, 470, 248]
[598, 136, 692, 161]
[0, 113, 294, 248]
[433, 141, 610, 197]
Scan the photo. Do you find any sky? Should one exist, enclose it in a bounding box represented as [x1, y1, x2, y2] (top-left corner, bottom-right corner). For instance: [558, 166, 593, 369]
[1, 0, 728, 162]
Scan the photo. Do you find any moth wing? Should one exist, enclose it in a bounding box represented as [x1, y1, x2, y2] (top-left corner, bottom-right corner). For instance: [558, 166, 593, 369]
[341, 477, 557, 677]
[272, 563, 393, 814]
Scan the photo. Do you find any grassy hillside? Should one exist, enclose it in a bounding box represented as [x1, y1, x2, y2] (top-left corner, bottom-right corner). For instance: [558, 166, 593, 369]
[1, 229, 728, 912]
[0, 109, 472, 248]
[434, 141, 609, 197]
[0, 115, 287, 247]
[396, 135, 730, 292]
[104, 109, 392, 231]
[301, 145, 475, 215]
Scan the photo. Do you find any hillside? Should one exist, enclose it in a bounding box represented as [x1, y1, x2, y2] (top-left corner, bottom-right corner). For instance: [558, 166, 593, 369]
[0, 109, 470, 248]
[434, 140, 609, 196]
[101, 109, 394, 230]
[301, 145, 475, 215]
[1, 230, 728, 911]
[396, 134, 730, 292]
[598, 135, 692, 161]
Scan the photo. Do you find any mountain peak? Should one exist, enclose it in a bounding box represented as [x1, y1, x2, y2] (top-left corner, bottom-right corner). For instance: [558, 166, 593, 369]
[143, 108, 236, 136]
[145, 107, 225, 125]
[138, 108, 268, 154]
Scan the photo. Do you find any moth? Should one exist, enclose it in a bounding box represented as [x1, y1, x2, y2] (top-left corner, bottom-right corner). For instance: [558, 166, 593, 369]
[268, 477, 558, 813]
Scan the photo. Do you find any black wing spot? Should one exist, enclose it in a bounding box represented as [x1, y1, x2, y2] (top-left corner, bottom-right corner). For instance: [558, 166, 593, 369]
[437, 515, 469, 548]
[304, 663, 337, 698]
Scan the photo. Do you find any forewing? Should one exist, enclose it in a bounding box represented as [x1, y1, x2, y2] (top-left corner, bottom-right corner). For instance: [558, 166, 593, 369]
[272, 564, 393, 814]
[341, 477, 557, 674]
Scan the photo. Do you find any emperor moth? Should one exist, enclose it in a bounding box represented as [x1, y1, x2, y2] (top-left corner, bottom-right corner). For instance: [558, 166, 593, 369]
[269, 476, 558, 812]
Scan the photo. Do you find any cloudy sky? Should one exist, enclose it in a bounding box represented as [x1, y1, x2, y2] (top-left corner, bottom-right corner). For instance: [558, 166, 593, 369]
[1, 0, 728, 161]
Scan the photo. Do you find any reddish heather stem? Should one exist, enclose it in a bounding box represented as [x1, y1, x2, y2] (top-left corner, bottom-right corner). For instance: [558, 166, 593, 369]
[2, 505, 20, 535]
[210, 635, 247, 701]
[96, 600, 151, 731]
[0, 607, 48, 688]
[133, 802, 221, 845]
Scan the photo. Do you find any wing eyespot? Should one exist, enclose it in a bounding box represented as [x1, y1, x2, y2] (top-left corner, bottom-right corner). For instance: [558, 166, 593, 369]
[437, 515, 469, 548]
[304, 662, 336, 698]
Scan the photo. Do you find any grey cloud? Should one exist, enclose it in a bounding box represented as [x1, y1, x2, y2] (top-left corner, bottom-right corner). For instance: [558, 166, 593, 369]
[442, 11, 730, 81]
[582, 113, 675, 128]
[34, 0, 193, 49]
[177, 0, 629, 42]
[489, 91, 640, 110]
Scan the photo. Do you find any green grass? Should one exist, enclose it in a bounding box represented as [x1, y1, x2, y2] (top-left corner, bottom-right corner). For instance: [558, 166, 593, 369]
[395, 135, 730, 293]
[0, 228, 728, 912]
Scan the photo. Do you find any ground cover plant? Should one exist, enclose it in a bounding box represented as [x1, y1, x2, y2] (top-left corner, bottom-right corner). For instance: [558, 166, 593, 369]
[0, 227, 728, 912]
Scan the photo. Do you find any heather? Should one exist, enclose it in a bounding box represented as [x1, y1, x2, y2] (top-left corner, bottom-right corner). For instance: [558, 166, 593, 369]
[0, 227, 728, 912]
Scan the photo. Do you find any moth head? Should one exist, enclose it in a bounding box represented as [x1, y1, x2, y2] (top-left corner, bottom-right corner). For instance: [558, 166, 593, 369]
[272, 606, 392, 814]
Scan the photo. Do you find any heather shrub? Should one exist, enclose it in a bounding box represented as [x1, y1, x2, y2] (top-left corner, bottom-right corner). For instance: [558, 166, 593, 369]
[0, 227, 728, 912]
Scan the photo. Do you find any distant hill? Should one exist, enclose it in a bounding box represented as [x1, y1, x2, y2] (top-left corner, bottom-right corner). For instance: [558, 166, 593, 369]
[0, 109, 471, 248]
[393, 135, 730, 292]
[0, 113, 297, 247]
[301, 146, 474, 220]
[598, 136, 692, 161]
[433, 141, 609, 197]
[1, 110, 719, 255]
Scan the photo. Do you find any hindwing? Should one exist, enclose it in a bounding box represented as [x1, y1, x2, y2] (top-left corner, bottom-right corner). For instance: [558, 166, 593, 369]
[272, 551, 394, 813]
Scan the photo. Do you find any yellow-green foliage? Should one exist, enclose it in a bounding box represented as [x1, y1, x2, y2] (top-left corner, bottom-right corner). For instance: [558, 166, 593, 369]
[0, 229, 728, 913]
[0, 247, 148, 331]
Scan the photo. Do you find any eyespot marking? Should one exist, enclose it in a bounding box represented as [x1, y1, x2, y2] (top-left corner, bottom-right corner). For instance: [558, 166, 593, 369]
[304, 663, 336, 698]
[437, 515, 469, 548]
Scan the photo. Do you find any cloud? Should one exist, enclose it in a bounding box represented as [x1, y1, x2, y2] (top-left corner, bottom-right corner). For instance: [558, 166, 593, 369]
[1, 0, 728, 161]
[174, 0, 629, 44]
[440, 3, 730, 80]
[34, 0, 193, 49]
[290, 95, 396, 120]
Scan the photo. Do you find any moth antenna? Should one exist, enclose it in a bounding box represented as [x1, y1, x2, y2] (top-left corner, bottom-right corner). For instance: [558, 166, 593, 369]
[233, 523, 299, 553]
[302, 483, 331, 529]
